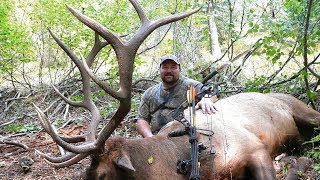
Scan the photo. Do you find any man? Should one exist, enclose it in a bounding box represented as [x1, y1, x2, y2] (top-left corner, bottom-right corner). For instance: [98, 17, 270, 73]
[136, 54, 217, 138]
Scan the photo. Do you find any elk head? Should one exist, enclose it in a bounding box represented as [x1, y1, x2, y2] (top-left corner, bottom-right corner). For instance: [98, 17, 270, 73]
[33, 0, 200, 177]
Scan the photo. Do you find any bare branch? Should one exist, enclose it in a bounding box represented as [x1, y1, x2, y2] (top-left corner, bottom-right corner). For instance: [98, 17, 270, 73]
[0, 93, 32, 103]
[4, 92, 20, 112]
[264, 40, 298, 85]
[0, 115, 25, 128]
[202, 64, 230, 84]
[270, 53, 320, 88]
[63, 104, 70, 121]
[303, 0, 314, 108]
[308, 52, 320, 79]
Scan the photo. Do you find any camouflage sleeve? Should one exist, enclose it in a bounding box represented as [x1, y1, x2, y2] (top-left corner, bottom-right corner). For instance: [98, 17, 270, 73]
[137, 90, 151, 122]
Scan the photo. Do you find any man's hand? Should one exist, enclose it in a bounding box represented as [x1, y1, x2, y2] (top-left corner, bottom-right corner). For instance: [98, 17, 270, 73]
[195, 96, 218, 114]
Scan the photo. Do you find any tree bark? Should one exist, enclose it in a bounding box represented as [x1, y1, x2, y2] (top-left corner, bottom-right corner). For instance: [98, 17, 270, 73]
[207, 1, 221, 60]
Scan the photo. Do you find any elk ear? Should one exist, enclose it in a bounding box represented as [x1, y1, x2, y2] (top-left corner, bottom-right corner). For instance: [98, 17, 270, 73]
[115, 154, 136, 172]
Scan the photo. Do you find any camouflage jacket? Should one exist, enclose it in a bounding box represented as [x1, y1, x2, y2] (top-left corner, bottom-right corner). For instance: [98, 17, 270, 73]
[137, 76, 203, 133]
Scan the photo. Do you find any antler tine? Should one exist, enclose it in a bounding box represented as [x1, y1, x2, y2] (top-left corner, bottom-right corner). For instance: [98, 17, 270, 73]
[60, 135, 86, 143]
[153, 7, 201, 28]
[35, 149, 78, 163]
[49, 25, 107, 142]
[39, 23, 108, 157]
[36, 149, 90, 168]
[66, 5, 123, 49]
[95, 101, 131, 147]
[86, 32, 109, 66]
[129, 5, 201, 48]
[81, 57, 121, 100]
[129, 0, 149, 24]
[48, 28, 82, 68]
[52, 85, 85, 107]
[34, 29, 106, 165]
[34, 104, 98, 154]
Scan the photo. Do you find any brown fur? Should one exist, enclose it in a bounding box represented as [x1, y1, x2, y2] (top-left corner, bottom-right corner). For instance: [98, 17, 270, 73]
[87, 92, 320, 180]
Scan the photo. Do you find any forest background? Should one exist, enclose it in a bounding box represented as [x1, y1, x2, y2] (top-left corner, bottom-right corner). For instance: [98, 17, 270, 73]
[1, 0, 320, 178]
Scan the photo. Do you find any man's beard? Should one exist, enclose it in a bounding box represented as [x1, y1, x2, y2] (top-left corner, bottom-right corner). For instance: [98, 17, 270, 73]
[161, 74, 179, 85]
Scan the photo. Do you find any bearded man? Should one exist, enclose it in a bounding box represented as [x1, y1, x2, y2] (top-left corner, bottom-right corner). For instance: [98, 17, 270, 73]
[136, 54, 217, 137]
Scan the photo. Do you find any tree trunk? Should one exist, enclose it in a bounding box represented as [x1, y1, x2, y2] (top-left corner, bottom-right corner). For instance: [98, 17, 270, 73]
[208, 14, 222, 60]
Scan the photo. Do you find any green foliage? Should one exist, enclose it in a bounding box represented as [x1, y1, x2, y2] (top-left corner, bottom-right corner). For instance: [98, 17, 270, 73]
[3, 123, 40, 133]
[0, 0, 35, 72]
[250, 0, 320, 65]
[185, 61, 209, 82]
[98, 90, 106, 97]
[100, 98, 119, 119]
[307, 89, 317, 100]
[71, 94, 84, 102]
[131, 94, 141, 113]
[0, 0, 209, 86]
[244, 75, 270, 93]
[304, 127, 320, 173]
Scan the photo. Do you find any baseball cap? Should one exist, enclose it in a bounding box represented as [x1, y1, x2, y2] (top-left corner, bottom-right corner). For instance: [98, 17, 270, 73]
[160, 54, 180, 65]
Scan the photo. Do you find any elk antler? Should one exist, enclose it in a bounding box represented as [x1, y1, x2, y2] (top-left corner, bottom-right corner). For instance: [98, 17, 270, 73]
[35, 0, 201, 168]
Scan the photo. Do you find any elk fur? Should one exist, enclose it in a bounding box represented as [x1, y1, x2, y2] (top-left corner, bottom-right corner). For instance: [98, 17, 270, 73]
[84, 92, 320, 180]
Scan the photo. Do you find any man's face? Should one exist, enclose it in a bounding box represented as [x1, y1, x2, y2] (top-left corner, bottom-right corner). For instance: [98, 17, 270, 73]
[160, 60, 181, 85]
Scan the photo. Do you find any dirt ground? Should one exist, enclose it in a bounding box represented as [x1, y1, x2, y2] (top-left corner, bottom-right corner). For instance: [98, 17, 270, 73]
[0, 126, 90, 180]
[0, 118, 142, 180]
[0, 87, 144, 180]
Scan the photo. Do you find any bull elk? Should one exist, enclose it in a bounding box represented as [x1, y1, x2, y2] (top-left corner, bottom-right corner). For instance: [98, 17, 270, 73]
[33, 1, 320, 179]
